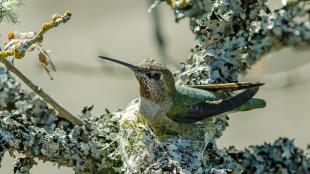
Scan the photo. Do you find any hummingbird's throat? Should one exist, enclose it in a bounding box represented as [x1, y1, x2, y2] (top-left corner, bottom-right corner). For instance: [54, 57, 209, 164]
[139, 83, 151, 99]
[136, 71, 172, 103]
[138, 80, 168, 103]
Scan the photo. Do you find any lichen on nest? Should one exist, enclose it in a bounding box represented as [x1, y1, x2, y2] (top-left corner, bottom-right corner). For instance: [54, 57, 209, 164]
[117, 100, 242, 173]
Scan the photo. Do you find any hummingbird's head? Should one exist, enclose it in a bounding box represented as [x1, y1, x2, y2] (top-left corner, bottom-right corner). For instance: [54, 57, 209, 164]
[98, 56, 176, 103]
[135, 58, 176, 103]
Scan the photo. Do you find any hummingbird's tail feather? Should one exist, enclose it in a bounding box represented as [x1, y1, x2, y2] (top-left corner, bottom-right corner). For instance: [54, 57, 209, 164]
[172, 87, 261, 123]
[233, 98, 266, 112]
[189, 82, 265, 92]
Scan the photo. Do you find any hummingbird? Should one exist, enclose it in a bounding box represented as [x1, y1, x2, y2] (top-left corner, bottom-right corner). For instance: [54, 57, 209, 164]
[99, 56, 266, 136]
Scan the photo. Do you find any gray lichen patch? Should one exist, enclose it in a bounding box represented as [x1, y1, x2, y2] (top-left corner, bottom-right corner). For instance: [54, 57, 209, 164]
[172, 0, 310, 85]
[227, 138, 310, 173]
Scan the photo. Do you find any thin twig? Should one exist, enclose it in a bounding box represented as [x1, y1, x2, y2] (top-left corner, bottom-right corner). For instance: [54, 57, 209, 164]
[0, 59, 83, 125]
[0, 11, 83, 125]
[0, 11, 72, 60]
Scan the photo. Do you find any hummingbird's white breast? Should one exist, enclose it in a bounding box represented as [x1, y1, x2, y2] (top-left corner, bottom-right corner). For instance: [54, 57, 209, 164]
[138, 97, 172, 121]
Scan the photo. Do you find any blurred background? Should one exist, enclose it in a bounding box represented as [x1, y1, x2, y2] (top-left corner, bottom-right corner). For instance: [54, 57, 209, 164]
[1, 0, 310, 173]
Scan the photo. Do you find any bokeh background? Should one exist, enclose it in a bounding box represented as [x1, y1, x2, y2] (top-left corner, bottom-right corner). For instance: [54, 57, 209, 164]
[1, 0, 310, 173]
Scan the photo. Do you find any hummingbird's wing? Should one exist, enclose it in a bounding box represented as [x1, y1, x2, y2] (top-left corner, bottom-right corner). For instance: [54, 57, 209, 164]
[168, 87, 260, 123]
[188, 82, 264, 92]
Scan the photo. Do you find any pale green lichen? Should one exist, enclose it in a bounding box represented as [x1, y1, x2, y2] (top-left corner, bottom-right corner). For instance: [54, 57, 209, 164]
[0, 0, 23, 23]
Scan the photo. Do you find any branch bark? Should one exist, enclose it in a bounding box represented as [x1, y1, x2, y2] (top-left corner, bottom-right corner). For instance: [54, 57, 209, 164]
[0, 1, 310, 174]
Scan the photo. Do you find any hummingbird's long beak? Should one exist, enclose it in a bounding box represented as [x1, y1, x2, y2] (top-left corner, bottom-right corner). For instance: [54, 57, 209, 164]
[98, 56, 141, 71]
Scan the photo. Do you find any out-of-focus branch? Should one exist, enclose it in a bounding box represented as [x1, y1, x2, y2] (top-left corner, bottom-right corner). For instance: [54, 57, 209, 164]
[148, 0, 169, 64]
[247, 60, 310, 88]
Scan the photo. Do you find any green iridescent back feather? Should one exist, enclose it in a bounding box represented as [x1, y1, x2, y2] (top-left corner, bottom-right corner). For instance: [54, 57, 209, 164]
[166, 85, 221, 119]
[167, 85, 266, 120]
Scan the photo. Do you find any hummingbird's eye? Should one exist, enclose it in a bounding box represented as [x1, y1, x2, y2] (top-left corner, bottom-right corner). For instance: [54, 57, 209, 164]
[147, 73, 161, 80]
[153, 73, 161, 80]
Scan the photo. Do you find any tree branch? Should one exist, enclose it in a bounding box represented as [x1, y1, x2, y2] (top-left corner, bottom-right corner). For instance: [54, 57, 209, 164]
[0, 1, 310, 174]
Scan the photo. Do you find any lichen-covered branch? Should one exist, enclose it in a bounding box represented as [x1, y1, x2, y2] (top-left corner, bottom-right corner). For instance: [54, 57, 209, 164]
[0, 66, 122, 173]
[0, 11, 71, 59]
[227, 138, 310, 173]
[168, 0, 310, 84]
[0, 109, 122, 173]
[12, 157, 36, 174]
[0, 1, 310, 174]
[117, 0, 310, 173]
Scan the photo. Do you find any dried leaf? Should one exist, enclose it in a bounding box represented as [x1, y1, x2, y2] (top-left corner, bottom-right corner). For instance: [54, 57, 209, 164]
[38, 52, 48, 66]
[38, 52, 54, 80]
[7, 31, 15, 40]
